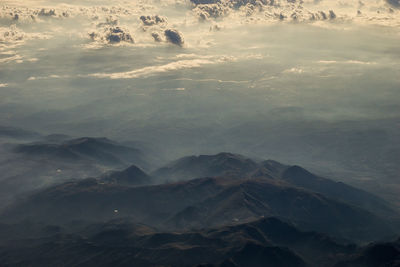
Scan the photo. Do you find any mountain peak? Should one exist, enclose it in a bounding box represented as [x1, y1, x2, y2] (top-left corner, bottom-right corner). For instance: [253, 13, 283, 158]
[102, 164, 152, 186]
[153, 152, 258, 182]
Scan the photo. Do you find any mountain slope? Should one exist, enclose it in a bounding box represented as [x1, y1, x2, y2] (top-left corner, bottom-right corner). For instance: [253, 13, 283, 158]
[154, 153, 398, 219]
[13, 137, 146, 168]
[334, 238, 400, 267]
[152, 152, 259, 182]
[100, 165, 153, 186]
[0, 125, 40, 140]
[0, 136, 149, 211]
[281, 165, 396, 219]
[1, 176, 394, 242]
[0, 217, 357, 267]
[167, 178, 393, 242]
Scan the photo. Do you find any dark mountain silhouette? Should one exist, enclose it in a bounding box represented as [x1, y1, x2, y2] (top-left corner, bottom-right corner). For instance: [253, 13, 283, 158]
[167, 178, 393, 242]
[0, 217, 359, 267]
[100, 164, 153, 186]
[0, 125, 40, 140]
[13, 137, 147, 168]
[1, 174, 394, 242]
[334, 238, 400, 267]
[0, 148, 399, 266]
[0, 136, 150, 211]
[280, 165, 396, 219]
[154, 153, 397, 219]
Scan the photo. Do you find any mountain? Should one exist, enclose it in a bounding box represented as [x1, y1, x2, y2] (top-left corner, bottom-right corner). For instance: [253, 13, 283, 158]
[0, 136, 149, 211]
[0, 217, 358, 267]
[334, 238, 400, 267]
[167, 178, 393, 242]
[280, 165, 396, 219]
[152, 152, 259, 182]
[100, 164, 153, 186]
[1, 175, 394, 242]
[0, 125, 41, 140]
[13, 137, 147, 168]
[154, 153, 397, 219]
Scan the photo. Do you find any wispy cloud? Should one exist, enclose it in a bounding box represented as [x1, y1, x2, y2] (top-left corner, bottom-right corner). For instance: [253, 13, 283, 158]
[317, 60, 377, 65]
[283, 67, 304, 74]
[0, 54, 23, 63]
[87, 57, 232, 79]
[27, 74, 70, 81]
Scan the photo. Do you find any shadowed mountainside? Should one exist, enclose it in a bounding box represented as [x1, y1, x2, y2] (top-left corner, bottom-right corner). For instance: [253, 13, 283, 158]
[13, 137, 146, 168]
[0, 217, 359, 267]
[0, 136, 150, 210]
[334, 238, 400, 267]
[153, 153, 397, 219]
[1, 173, 395, 242]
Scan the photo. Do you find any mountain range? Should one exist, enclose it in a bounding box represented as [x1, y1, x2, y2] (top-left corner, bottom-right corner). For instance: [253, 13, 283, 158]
[0, 133, 399, 266]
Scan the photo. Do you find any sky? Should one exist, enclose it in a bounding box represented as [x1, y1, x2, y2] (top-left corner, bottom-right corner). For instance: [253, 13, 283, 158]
[1, 0, 400, 202]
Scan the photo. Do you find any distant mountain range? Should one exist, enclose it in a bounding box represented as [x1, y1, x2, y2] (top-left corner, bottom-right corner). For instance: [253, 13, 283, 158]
[0, 132, 399, 266]
[0, 125, 41, 140]
[2, 152, 398, 243]
[13, 137, 146, 168]
[153, 153, 396, 219]
[0, 134, 149, 210]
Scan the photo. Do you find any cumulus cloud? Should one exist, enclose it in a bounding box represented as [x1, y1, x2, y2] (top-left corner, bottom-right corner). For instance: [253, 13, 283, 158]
[1, 0, 399, 51]
[0, 25, 25, 43]
[89, 26, 134, 45]
[96, 16, 119, 28]
[140, 15, 167, 26]
[37, 9, 57, 17]
[164, 29, 184, 46]
[151, 32, 163, 42]
[0, 25, 49, 47]
[193, 3, 230, 20]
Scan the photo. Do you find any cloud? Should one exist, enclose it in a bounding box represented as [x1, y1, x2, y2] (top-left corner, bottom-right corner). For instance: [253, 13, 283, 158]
[27, 75, 70, 81]
[38, 8, 57, 17]
[0, 25, 49, 49]
[87, 56, 233, 79]
[193, 3, 230, 20]
[89, 26, 134, 45]
[96, 16, 119, 28]
[283, 67, 304, 74]
[0, 54, 23, 64]
[1, 0, 399, 53]
[164, 29, 184, 46]
[0, 25, 25, 43]
[151, 32, 163, 42]
[140, 15, 167, 26]
[317, 60, 377, 65]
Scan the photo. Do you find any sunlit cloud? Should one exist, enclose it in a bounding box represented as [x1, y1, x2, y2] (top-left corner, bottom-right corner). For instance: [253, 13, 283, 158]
[27, 74, 71, 81]
[87, 57, 234, 79]
[283, 68, 304, 74]
[317, 60, 377, 65]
